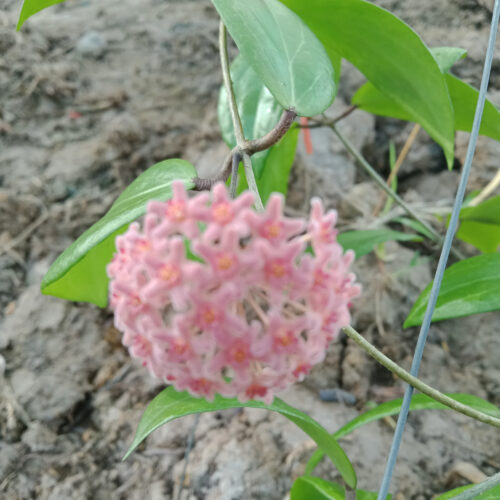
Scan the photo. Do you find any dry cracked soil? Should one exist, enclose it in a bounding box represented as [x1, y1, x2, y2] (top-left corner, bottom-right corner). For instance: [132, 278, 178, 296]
[1, 0, 500, 499]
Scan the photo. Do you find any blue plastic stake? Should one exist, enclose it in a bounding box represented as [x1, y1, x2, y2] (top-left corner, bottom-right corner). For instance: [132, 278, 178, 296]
[376, 3, 500, 499]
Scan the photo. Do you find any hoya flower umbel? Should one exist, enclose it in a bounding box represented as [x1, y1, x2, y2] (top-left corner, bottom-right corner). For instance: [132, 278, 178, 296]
[108, 182, 361, 404]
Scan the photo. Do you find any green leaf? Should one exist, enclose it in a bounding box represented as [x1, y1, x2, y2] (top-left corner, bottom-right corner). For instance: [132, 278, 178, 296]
[17, 0, 66, 30]
[404, 253, 500, 327]
[234, 126, 299, 204]
[290, 477, 388, 500]
[212, 0, 336, 117]
[306, 393, 500, 475]
[290, 476, 345, 500]
[392, 217, 435, 241]
[456, 196, 500, 253]
[257, 125, 299, 201]
[352, 82, 412, 122]
[447, 73, 500, 141]
[352, 45, 500, 163]
[474, 485, 500, 500]
[327, 48, 342, 88]
[456, 221, 500, 254]
[381, 141, 397, 215]
[357, 491, 389, 500]
[431, 47, 467, 73]
[280, 0, 455, 168]
[41, 159, 197, 307]
[124, 386, 357, 488]
[435, 485, 474, 500]
[337, 229, 422, 259]
[351, 44, 466, 167]
[334, 394, 500, 439]
[218, 55, 285, 178]
[218, 55, 299, 196]
[435, 484, 500, 499]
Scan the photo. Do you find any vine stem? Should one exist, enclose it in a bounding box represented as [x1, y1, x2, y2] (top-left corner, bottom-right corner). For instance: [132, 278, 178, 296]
[297, 106, 358, 129]
[229, 152, 241, 198]
[331, 124, 465, 260]
[218, 21, 264, 211]
[192, 109, 296, 191]
[342, 325, 500, 429]
[194, 24, 296, 193]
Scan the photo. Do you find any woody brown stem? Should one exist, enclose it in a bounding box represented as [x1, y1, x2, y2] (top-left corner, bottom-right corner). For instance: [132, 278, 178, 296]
[193, 109, 297, 192]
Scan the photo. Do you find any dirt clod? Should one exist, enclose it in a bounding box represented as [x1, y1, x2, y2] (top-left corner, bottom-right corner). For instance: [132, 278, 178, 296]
[2, 0, 500, 498]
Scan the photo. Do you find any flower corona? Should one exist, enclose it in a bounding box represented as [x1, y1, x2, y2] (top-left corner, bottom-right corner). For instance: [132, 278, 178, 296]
[108, 182, 361, 404]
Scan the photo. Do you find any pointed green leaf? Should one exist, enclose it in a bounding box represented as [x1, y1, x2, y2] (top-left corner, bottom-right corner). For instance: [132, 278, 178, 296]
[435, 486, 475, 500]
[392, 217, 435, 241]
[306, 393, 500, 475]
[351, 45, 466, 166]
[280, 0, 455, 167]
[124, 386, 357, 488]
[212, 0, 336, 117]
[290, 477, 389, 500]
[256, 125, 299, 201]
[455, 196, 500, 253]
[447, 73, 500, 141]
[337, 229, 422, 259]
[354, 74, 500, 145]
[327, 48, 342, 88]
[460, 196, 500, 224]
[456, 221, 500, 253]
[431, 47, 467, 73]
[352, 82, 412, 121]
[17, 0, 66, 30]
[218, 55, 285, 178]
[404, 254, 500, 327]
[291, 476, 345, 500]
[41, 159, 197, 307]
[334, 393, 500, 440]
[357, 491, 390, 500]
[436, 484, 500, 499]
[352, 45, 500, 164]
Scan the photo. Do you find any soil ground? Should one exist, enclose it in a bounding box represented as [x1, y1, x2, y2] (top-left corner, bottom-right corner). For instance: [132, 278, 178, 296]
[1, 0, 500, 499]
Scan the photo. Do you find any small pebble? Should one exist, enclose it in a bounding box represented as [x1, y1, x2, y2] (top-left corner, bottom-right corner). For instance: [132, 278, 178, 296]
[319, 388, 357, 405]
[76, 31, 107, 59]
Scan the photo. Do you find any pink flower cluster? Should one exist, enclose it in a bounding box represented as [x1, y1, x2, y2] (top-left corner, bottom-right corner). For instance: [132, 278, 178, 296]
[108, 182, 361, 404]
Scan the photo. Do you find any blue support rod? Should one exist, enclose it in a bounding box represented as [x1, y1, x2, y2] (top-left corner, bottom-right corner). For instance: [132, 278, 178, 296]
[376, 3, 500, 499]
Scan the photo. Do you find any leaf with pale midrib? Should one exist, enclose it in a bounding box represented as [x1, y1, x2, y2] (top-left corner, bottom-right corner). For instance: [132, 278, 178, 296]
[213, 0, 336, 117]
[305, 393, 500, 474]
[280, 0, 455, 168]
[124, 386, 357, 489]
[41, 159, 197, 307]
[404, 254, 500, 327]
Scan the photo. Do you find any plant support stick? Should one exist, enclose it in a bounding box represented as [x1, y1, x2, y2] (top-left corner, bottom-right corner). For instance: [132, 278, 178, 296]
[376, 2, 500, 497]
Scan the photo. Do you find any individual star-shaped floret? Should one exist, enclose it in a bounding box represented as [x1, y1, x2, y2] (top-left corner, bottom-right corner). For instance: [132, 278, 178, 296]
[245, 193, 304, 243]
[148, 182, 210, 238]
